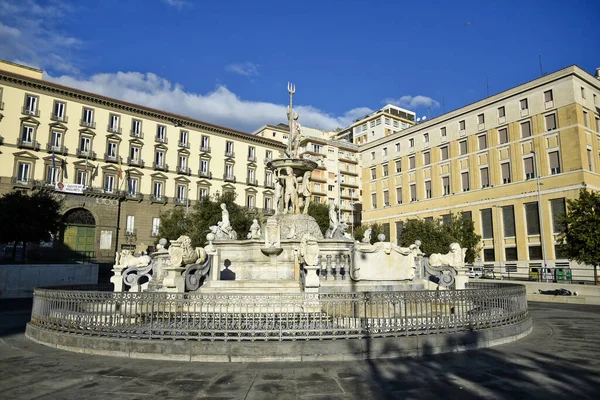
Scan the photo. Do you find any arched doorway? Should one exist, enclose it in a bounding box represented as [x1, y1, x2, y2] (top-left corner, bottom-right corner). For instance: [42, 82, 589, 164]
[61, 208, 96, 260]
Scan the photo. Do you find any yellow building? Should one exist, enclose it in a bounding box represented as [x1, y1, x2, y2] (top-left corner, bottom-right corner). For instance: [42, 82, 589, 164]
[0, 60, 285, 263]
[360, 65, 600, 279]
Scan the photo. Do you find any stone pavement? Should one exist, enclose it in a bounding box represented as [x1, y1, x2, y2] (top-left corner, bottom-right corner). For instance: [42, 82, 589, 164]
[1, 301, 599, 399]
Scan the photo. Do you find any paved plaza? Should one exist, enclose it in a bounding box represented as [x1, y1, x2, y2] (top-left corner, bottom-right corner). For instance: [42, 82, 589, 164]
[0, 301, 599, 399]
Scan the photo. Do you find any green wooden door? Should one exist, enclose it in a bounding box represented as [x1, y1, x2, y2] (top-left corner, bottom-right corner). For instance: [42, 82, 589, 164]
[64, 225, 95, 253]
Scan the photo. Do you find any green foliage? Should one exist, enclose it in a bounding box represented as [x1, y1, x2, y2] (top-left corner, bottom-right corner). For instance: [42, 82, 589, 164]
[353, 223, 384, 244]
[158, 191, 256, 248]
[307, 202, 330, 236]
[559, 189, 600, 284]
[398, 214, 481, 263]
[0, 188, 64, 261]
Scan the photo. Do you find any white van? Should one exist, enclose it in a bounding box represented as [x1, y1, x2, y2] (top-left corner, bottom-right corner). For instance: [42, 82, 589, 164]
[467, 266, 483, 278]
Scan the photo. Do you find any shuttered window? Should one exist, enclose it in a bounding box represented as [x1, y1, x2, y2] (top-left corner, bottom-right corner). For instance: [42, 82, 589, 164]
[483, 248, 495, 262]
[442, 176, 450, 195]
[549, 151, 560, 174]
[481, 208, 494, 239]
[440, 146, 449, 160]
[461, 211, 472, 221]
[425, 181, 432, 198]
[505, 247, 518, 261]
[478, 134, 487, 150]
[525, 202, 540, 235]
[371, 193, 377, 209]
[459, 140, 468, 155]
[545, 114, 557, 131]
[480, 167, 489, 188]
[396, 187, 402, 204]
[499, 128, 508, 144]
[521, 121, 531, 138]
[501, 163, 511, 184]
[550, 198, 566, 233]
[424, 152, 430, 165]
[410, 184, 416, 201]
[461, 172, 469, 191]
[524, 157, 534, 179]
[441, 214, 452, 225]
[383, 190, 389, 206]
[503, 206, 516, 237]
[409, 156, 415, 169]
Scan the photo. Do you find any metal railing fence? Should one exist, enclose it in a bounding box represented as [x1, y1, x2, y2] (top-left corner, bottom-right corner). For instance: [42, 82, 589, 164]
[30, 282, 527, 342]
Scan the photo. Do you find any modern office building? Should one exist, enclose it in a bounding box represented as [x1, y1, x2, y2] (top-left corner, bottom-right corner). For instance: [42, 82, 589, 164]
[0, 60, 285, 263]
[360, 65, 600, 278]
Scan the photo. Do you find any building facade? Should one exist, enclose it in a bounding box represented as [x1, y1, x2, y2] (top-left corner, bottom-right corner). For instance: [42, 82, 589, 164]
[360, 65, 600, 278]
[0, 60, 285, 263]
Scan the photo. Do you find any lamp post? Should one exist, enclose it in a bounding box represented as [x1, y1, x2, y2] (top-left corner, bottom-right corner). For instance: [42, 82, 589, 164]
[532, 150, 548, 281]
[494, 205, 504, 279]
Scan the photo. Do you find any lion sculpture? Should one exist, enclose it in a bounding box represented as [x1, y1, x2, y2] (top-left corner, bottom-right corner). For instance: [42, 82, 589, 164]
[115, 249, 151, 269]
[169, 235, 207, 267]
[428, 243, 467, 269]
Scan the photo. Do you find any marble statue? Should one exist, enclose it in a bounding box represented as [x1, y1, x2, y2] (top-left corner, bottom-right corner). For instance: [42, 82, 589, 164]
[362, 227, 372, 243]
[115, 249, 151, 269]
[299, 170, 312, 215]
[274, 169, 283, 214]
[209, 203, 238, 239]
[282, 167, 299, 214]
[426, 243, 467, 288]
[325, 203, 339, 239]
[247, 219, 262, 239]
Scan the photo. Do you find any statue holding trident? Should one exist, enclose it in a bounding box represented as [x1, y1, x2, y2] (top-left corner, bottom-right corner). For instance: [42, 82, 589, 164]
[286, 82, 303, 158]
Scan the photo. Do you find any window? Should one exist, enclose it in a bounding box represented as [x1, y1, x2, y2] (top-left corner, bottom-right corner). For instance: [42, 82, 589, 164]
[153, 181, 164, 197]
[179, 130, 188, 146]
[24, 95, 38, 115]
[583, 110, 590, 128]
[199, 187, 208, 199]
[248, 146, 256, 161]
[382, 147, 388, 157]
[478, 134, 487, 150]
[549, 151, 560, 174]
[265, 171, 272, 186]
[371, 193, 377, 209]
[425, 181, 432, 199]
[440, 127, 447, 139]
[131, 119, 142, 136]
[50, 130, 62, 150]
[423, 133, 429, 143]
[21, 125, 34, 143]
[17, 162, 31, 183]
[459, 120, 466, 131]
[505, 248, 518, 261]
[104, 174, 115, 193]
[442, 176, 450, 195]
[581, 87, 586, 99]
[53, 101, 66, 121]
[410, 184, 416, 201]
[524, 157, 535, 179]
[79, 136, 91, 153]
[383, 164, 389, 177]
[109, 114, 121, 133]
[520, 98, 528, 111]
[107, 142, 118, 159]
[155, 150, 165, 167]
[461, 172, 469, 191]
[178, 155, 188, 170]
[176, 184, 187, 202]
[370, 168, 376, 180]
[370, 120, 375, 128]
[477, 114, 485, 125]
[409, 138, 414, 148]
[371, 152, 375, 160]
[82, 108, 94, 127]
[483, 248, 495, 262]
[385, 117, 390, 125]
[395, 159, 402, 173]
[498, 106, 506, 118]
[498, 127, 509, 144]
[550, 198, 566, 233]
[409, 156, 415, 169]
[395, 143, 400, 152]
[201, 136, 210, 151]
[589, 149, 594, 171]
[247, 194, 255, 208]
[396, 187, 402, 204]
[383, 190, 390, 206]
[481, 208, 494, 239]
[151, 218, 160, 237]
[266, 150, 272, 160]
[129, 146, 140, 163]
[501, 163, 511, 184]
[76, 170, 88, 186]
[440, 146, 449, 160]
[423, 152, 430, 165]
[520, 121, 531, 138]
[545, 113, 557, 131]
[529, 245, 542, 260]
[247, 168, 256, 183]
[200, 159, 209, 175]
[328, 185, 334, 191]
[225, 164, 233, 178]
[396, 221, 404, 245]
[459, 140, 468, 155]
[126, 216, 135, 235]
[393, 120, 399, 128]
[544, 90, 553, 103]
[525, 202, 540, 235]
[376, 118, 381, 126]
[127, 177, 138, 195]
[311, 144, 322, 153]
[597, 117, 600, 133]
[480, 167, 489, 188]
[503, 206, 516, 237]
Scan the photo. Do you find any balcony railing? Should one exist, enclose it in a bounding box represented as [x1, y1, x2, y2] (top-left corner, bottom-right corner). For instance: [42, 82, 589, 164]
[198, 170, 212, 179]
[47, 144, 69, 155]
[225, 151, 235, 158]
[22, 107, 40, 117]
[246, 178, 258, 186]
[150, 230, 160, 238]
[17, 139, 41, 151]
[125, 192, 144, 201]
[11, 177, 35, 186]
[80, 120, 96, 129]
[264, 157, 272, 165]
[155, 136, 168, 144]
[50, 114, 68, 123]
[264, 182, 275, 189]
[128, 157, 145, 168]
[248, 155, 256, 162]
[125, 229, 137, 237]
[76, 149, 97, 160]
[263, 208, 275, 215]
[223, 174, 236, 183]
[178, 141, 190, 149]
[174, 197, 188, 205]
[177, 166, 191, 175]
[107, 125, 122, 134]
[200, 145, 211, 153]
[130, 131, 144, 139]
[104, 153, 122, 163]
[150, 194, 168, 203]
[153, 162, 168, 172]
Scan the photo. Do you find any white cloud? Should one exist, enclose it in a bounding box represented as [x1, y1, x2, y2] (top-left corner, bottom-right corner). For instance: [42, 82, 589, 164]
[162, 0, 189, 9]
[226, 62, 260, 77]
[47, 71, 373, 133]
[384, 95, 440, 109]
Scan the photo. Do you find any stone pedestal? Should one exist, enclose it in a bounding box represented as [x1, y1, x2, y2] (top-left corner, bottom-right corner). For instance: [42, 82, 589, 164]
[455, 273, 469, 290]
[304, 264, 320, 293]
[163, 266, 185, 292]
[110, 266, 126, 292]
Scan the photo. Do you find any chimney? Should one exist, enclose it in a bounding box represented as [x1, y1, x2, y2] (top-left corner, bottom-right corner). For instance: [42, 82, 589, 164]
[596, 67, 600, 80]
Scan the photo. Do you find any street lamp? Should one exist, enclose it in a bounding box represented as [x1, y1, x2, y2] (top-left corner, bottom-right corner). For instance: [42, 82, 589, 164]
[532, 150, 548, 281]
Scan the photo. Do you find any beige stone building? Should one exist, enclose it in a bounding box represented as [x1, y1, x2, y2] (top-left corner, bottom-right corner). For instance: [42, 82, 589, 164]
[360, 65, 600, 279]
[0, 60, 285, 263]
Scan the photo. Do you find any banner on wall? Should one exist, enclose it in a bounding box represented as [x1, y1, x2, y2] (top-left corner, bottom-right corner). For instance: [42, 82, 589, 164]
[55, 182, 85, 194]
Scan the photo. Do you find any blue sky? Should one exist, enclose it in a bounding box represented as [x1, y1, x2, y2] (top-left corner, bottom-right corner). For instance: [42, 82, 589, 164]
[1, 0, 599, 132]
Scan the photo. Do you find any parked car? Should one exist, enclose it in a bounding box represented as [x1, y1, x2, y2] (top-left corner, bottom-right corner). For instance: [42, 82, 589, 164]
[467, 266, 483, 278]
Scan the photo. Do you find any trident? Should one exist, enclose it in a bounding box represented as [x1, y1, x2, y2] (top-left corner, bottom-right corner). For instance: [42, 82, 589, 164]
[287, 82, 296, 154]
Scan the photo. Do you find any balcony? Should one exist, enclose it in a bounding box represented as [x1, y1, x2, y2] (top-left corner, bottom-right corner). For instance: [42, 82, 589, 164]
[150, 194, 168, 203]
[246, 178, 258, 186]
[125, 229, 137, 237]
[150, 230, 160, 238]
[264, 182, 275, 189]
[225, 150, 235, 158]
[339, 155, 358, 164]
[174, 197, 188, 205]
[223, 174, 236, 183]
[176, 165, 191, 175]
[155, 135, 168, 144]
[264, 157, 272, 165]
[22, 107, 40, 117]
[153, 162, 169, 172]
[200, 145, 211, 153]
[263, 208, 275, 216]
[130, 130, 144, 139]
[340, 181, 359, 189]
[127, 157, 144, 168]
[11, 177, 35, 187]
[46, 144, 68, 154]
[178, 141, 190, 149]
[247, 155, 256, 162]
[50, 114, 68, 123]
[104, 153, 122, 164]
[198, 170, 213, 179]
[17, 139, 41, 151]
[107, 125, 122, 134]
[76, 149, 97, 160]
[80, 120, 96, 129]
[125, 191, 144, 201]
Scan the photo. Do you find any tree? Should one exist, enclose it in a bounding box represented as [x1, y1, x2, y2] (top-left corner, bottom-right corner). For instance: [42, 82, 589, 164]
[440, 214, 481, 264]
[0, 188, 63, 262]
[559, 189, 600, 285]
[353, 223, 384, 244]
[307, 202, 330, 236]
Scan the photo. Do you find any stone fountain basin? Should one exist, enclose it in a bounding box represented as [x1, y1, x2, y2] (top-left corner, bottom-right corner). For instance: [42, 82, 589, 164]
[267, 158, 318, 173]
